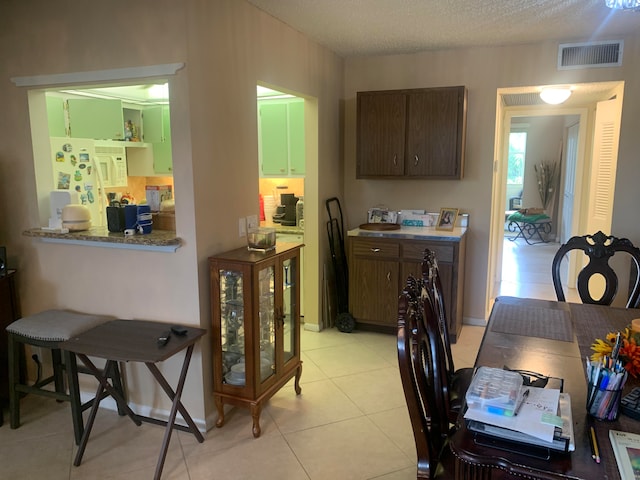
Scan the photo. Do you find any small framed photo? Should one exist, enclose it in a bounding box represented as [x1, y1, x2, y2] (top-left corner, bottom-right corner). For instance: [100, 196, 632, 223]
[436, 208, 458, 231]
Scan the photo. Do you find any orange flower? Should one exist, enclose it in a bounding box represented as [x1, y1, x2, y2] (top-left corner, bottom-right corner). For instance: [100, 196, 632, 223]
[591, 326, 640, 378]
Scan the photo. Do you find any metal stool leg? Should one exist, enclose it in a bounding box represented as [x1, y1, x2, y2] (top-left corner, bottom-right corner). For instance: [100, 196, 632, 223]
[51, 348, 65, 399]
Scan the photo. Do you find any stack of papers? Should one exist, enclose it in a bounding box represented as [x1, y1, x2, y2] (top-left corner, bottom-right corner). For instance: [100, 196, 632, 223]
[465, 387, 575, 452]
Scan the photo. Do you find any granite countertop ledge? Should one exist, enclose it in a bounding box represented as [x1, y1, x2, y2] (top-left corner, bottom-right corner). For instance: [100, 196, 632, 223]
[347, 225, 467, 242]
[24, 227, 181, 252]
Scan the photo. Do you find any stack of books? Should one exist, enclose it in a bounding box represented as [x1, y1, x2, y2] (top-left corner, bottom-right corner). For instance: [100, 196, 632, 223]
[464, 367, 575, 454]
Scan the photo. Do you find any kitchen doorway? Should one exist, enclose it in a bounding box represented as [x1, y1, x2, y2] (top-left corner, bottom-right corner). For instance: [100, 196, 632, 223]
[256, 84, 320, 331]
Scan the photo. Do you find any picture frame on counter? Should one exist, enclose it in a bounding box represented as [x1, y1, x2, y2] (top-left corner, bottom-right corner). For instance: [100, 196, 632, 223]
[436, 208, 458, 231]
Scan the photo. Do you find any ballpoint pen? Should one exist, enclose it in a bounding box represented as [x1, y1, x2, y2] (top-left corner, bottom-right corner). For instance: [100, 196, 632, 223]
[590, 426, 601, 464]
[612, 331, 622, 361]
[513, 388, 529, 416]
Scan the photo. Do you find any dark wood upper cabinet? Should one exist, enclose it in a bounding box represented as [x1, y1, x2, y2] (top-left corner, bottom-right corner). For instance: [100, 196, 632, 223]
[356, 86, 467, 179]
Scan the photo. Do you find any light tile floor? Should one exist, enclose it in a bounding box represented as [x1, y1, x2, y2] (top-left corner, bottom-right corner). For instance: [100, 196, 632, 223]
[0, 326, 485, 480]
[0, 236, 565, 479]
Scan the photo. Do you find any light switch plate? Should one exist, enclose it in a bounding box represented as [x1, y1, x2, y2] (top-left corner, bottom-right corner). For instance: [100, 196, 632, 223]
[239, 217, 247, 237]
[246, 214, 258, 230]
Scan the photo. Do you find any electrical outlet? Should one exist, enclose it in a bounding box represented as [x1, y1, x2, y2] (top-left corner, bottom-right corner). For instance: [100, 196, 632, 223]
[246, 214, 258, 230]
[239, 217, 247, 237]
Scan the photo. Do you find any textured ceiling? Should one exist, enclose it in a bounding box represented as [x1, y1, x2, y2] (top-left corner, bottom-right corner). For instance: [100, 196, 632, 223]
[246, 0, 640, 57]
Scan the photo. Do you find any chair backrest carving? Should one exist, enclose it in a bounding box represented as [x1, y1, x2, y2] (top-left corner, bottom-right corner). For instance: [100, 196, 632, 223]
[552, 230, 640, 308]
[398, 277, 451, 478]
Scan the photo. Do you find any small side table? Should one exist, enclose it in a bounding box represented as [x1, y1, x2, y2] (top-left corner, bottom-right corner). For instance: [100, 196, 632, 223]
[61, 320, 206, 480]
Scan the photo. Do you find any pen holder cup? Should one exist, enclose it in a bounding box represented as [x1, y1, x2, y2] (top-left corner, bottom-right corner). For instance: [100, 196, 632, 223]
[587, 381, 623, 421]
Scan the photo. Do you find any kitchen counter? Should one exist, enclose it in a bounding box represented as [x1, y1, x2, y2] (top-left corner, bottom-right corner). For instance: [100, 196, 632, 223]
[347, 225, 466, 242]
[23, 227, 181, 252]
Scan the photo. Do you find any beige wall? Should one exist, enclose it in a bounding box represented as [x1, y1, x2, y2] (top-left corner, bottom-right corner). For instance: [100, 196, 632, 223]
[344, 36, 640, 322]
[0, 0, 343, 428]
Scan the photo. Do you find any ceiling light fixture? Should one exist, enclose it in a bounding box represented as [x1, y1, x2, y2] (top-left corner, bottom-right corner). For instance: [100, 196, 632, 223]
[539, 87, 572, 105]
[605, 0, 640, 11]
[148, 83, 169, 99]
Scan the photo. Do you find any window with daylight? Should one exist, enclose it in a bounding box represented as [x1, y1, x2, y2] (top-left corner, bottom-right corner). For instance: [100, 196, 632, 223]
[507, 131, 527, 185]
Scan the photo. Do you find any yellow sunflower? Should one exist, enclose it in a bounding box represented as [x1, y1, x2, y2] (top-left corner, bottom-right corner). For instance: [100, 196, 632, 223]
[591, 327, 640, 378]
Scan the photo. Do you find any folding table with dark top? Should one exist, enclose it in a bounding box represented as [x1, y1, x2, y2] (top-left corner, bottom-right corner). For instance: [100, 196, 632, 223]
[61, 319, 206, 480]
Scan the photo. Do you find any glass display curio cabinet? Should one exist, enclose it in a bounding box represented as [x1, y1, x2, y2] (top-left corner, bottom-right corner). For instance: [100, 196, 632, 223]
[209, 242, 303, 437]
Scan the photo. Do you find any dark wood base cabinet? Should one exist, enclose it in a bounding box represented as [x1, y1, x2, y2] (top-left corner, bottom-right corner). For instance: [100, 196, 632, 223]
[348, 236, 466, 342]
[0, 270, 21, 424]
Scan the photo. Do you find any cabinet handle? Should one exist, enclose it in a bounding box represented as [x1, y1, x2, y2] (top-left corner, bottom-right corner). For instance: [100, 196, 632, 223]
[387, 271, 391, 282]
[393, 154, 397, 166]
[370, 248, 381, 253]
[414, 155, 419, 166]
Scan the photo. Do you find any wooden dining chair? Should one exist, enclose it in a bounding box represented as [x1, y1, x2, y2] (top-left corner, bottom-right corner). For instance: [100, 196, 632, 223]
[422, 249, 474, 422]
[552, 230, 640, 308]
[398, 286, 456, 479]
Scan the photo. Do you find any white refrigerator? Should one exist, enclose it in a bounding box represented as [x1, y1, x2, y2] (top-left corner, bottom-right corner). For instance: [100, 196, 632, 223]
[50, 137, 107, 227]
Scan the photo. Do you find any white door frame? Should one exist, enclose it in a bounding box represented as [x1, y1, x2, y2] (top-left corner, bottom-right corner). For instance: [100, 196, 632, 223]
[486, 90, 590, 318]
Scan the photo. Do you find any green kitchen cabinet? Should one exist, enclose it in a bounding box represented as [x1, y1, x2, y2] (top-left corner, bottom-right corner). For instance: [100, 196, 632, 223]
[127, 106, 172, 176]
[46, 96, 66, 137]
[258, 98, 305, 177]
[288, 100, 305, 176]
[150, 105, 172, 174]
[259, 102, 289, 176]
[67, 98, 124, 140]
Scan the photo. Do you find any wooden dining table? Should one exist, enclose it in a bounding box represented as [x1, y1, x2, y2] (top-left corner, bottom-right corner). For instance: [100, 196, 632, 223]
[450, 296, 640, 480]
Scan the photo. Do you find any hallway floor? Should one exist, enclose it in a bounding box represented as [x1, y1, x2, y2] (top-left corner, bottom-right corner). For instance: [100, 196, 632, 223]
[499, 236, 580, 303]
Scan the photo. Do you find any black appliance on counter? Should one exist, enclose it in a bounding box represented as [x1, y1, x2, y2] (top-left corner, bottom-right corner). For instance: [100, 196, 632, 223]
[272, 193, 298, 226]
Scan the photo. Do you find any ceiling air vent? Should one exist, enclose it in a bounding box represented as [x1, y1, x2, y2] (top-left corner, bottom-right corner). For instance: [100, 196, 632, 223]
[558, 41, 623, 70]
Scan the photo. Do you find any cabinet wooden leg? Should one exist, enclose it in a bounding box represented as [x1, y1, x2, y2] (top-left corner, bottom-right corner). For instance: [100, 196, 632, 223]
[294, 364, 302, 395]
[214, 395, 225, 428]
[251, 403, 262, 438]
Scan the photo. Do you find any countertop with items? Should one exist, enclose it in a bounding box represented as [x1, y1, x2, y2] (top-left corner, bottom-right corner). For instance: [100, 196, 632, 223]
[347, 225, 467, 242]
[23, 227, 181, 252]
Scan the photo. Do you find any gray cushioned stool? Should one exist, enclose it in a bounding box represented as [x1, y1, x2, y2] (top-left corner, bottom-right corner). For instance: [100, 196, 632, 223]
[6, 310, 125, 444]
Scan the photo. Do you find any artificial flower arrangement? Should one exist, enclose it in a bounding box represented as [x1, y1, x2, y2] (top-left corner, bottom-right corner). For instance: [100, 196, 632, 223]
[591, 326, 640, 378]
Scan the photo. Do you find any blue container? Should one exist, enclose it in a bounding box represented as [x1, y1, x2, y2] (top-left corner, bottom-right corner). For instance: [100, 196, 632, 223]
[124, 204, 138, 231]
[137, 204, 153, 234]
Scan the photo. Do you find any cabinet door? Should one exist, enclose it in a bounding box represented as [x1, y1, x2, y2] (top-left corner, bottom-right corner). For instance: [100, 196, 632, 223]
[406, 87, 465, 178]
[356, 92, 406, 177]
[288, 100, 305, 175]
[280, 255, 298, 366]
[350, 256, 399, 326]
[152, 106, 173, 174]
[68, 98, 124, 140]
[259, 102, 289, 176]
[142, 106, 164, 143]
[46, 96, 66, 137]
